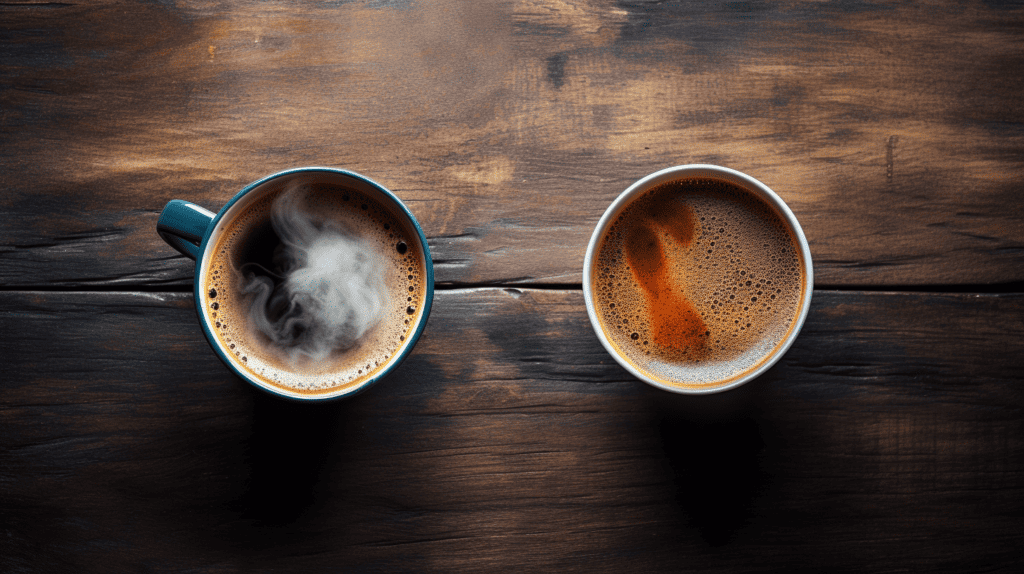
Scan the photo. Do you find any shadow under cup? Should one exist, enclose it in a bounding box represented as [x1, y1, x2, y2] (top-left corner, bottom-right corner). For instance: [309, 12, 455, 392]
[583, 165, 813, 394]
[167, 168, 433, 401]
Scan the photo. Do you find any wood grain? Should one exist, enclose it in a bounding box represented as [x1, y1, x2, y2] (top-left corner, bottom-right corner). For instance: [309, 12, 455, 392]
[2, 0, 1023, 288]
[2, 288, 1022, 572]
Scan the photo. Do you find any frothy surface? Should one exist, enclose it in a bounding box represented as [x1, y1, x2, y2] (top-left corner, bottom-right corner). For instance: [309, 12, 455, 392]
[593, 178, 805, 388]
[203, 181, 427, 395]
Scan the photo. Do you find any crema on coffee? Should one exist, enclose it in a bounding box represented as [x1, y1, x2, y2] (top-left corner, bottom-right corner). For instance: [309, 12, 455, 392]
[592, 178, 806, 389]
[202, 181, 428, 396]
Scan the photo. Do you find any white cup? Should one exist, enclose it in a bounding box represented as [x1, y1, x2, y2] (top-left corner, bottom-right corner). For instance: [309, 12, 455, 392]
[583, 165, 813, 394]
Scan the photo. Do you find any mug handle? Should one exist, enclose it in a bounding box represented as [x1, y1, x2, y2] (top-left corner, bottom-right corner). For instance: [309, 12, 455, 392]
[157, 200, 216, 260]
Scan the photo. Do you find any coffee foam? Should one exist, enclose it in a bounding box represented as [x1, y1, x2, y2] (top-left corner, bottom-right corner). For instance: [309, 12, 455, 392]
[203, 181, 427, 395]
[593, 178, 805, 388]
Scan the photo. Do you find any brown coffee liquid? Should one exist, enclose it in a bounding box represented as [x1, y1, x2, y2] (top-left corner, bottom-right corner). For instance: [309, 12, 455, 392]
[203, 183, 427, 395]
[594, 178, 805, 388]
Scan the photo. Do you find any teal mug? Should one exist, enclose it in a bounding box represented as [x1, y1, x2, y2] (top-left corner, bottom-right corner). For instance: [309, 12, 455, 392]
[158, 167, 434, 401]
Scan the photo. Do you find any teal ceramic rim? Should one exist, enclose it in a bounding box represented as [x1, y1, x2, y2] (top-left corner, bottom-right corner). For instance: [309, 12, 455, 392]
[193, 167, 434, 401]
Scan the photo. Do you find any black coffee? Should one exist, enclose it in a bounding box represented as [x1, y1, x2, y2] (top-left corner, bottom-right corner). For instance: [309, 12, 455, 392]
[203, 179, 427, 395]
[593, 178, 806, 388]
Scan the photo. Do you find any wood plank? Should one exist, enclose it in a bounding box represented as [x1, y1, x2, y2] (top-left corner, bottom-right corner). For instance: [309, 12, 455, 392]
[2, 1, 1023, 288]
[2, 289, 1022, 572]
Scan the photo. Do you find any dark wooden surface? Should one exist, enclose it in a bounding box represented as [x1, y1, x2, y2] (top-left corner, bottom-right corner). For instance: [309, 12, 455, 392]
[2, 1, 1023, 572]
[3, 0, 1024, 288]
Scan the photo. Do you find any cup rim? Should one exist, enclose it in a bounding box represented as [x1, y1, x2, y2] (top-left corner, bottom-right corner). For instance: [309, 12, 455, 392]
[582, 164, 813, 394]
[193, 167, 434, 401]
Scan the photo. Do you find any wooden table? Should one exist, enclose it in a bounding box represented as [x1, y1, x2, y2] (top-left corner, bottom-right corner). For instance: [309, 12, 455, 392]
[3, 1, 1023, 571]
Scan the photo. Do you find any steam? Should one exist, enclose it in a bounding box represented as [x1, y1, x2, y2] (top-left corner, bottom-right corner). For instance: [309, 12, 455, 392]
[240, 185, 386, 365]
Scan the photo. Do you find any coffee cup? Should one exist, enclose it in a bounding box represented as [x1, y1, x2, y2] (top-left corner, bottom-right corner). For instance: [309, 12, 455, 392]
[157, 167, 434, 401]
[583, 165, 812, 394]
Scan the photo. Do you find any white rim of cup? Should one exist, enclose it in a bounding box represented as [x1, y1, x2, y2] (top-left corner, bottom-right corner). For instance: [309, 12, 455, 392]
[582, 165, 814, 394]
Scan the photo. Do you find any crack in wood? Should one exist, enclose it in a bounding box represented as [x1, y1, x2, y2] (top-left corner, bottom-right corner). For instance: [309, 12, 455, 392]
[887, 135, 898, 182]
